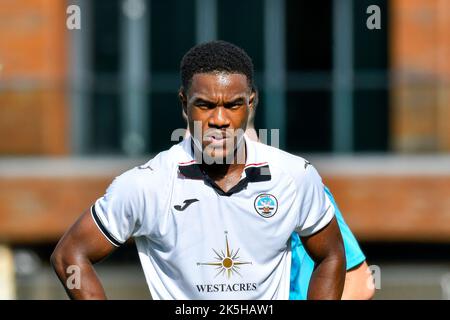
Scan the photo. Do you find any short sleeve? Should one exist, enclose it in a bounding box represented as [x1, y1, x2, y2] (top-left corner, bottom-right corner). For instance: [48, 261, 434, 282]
[295, 165, 335, 237]
[91, 169, 145, 247]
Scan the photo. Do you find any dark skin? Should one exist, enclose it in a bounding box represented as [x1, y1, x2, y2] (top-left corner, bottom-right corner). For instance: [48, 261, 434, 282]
[51, 72, 345, 299]
[300, 218, 346, 299]
[179, 73, 255, 191]
[50, 209, 114, 299]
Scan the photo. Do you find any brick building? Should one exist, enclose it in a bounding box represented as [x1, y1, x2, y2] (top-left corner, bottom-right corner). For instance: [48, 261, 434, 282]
[0, 0, 449, 245]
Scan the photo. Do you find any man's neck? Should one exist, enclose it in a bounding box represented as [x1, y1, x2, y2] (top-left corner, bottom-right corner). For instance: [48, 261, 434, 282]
[197, 141, 247, 192]
[199, 142, 246, 178]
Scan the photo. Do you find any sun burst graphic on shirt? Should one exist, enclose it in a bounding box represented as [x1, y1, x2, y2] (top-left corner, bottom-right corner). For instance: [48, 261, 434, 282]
[197, 231, 252, 279]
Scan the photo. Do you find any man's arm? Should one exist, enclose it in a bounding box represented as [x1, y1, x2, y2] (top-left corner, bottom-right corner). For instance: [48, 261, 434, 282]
[299, 216, 346, 300]
[50, 210, 117, 299]
[342, 261, 375, 300]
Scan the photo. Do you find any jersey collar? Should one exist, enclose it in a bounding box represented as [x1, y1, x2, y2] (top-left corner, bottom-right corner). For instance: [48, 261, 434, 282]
[177, 135, 271, 195]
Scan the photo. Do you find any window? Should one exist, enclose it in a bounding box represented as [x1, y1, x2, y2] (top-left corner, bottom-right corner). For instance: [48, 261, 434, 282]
[150, 0, 195, 151]
[285, 0, 333, 151]
[77, 0, 390, 155]
[353, 0, 389, 151]
[91, 0, 121, 153]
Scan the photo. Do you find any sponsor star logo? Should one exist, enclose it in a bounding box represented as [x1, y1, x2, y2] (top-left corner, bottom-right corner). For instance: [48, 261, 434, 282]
[197, 231, 252, 279]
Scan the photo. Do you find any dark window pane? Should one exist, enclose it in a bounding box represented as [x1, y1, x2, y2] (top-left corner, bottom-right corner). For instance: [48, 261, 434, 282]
[151, 0, 196, 73]
[353, 0, 388, 70]
[92, 92, 121, 153]
[286, 0, 332, 72]
[217, 0, 264, 71]
[286, 91, 332, 152]
[91, 0, 121, 152]
[150, 93, 185, 152]
[92, 0, 120, 73]
[353, 0, 389, 151]
[353, 89, 389, 151]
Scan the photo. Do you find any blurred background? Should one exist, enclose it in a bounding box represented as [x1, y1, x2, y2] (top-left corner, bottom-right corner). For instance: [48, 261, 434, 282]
[0, 0, 449, 299]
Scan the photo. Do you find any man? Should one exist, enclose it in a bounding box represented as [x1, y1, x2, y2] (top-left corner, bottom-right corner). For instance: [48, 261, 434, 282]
[51, 40, 345, 299]
[246, 98, 375, 300]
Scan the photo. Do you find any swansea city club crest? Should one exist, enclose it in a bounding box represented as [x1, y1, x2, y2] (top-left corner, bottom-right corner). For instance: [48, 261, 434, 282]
[254, 194, 278, 218]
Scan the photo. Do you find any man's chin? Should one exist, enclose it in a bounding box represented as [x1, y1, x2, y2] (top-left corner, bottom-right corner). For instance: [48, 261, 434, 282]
[202, 148, 229, 165]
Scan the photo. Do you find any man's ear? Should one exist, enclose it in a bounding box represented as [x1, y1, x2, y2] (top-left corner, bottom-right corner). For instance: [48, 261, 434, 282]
[249, 90, 258, 114]
[179, 88, 188, 121]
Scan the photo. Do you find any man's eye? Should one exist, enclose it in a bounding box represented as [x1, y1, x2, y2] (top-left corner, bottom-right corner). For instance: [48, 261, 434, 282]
[226, 103, 242, 109]
[195, 103, 211, 108]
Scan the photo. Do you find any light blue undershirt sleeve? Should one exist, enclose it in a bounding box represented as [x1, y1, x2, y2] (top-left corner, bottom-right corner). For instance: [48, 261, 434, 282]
[289, 186, 366, 300]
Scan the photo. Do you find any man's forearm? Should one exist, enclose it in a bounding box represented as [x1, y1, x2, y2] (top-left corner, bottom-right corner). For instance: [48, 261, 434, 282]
[341, 262, 375, 300]
[307, 255, 346, 300]
[51, 254, 107, 300]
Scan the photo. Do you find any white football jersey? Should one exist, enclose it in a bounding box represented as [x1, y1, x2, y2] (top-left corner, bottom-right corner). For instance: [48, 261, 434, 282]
[91, 136, 335, 300]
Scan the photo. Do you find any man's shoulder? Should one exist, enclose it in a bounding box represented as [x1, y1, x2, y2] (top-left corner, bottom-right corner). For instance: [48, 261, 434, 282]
[139, 142, 185, 172]
[113, 143, 184, 189]
[254, 142, 313, 179]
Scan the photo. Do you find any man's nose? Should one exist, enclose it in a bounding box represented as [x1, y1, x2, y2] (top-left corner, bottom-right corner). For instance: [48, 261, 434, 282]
[209, 106, 230, 128]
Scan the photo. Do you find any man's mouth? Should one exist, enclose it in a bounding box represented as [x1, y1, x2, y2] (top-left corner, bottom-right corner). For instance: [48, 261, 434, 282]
[203, 132, 230, 146]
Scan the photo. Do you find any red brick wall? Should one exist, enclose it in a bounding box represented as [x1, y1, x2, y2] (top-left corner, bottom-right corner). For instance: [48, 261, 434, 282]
[390, 0, 450, 152]
[0, 0, 68, 155]
[325, 175, 450, 242]
[0, 177, 109, 243]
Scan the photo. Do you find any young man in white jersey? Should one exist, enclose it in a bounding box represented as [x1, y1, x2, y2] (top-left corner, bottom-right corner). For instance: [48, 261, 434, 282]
[51, 40, 346, 299]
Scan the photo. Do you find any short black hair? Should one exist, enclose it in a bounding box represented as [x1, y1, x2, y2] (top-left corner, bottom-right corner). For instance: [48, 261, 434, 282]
[180, 40, 255, 92]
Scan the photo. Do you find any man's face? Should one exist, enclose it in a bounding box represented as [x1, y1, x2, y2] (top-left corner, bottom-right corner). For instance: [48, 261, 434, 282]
[180, 72, 254, 163]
